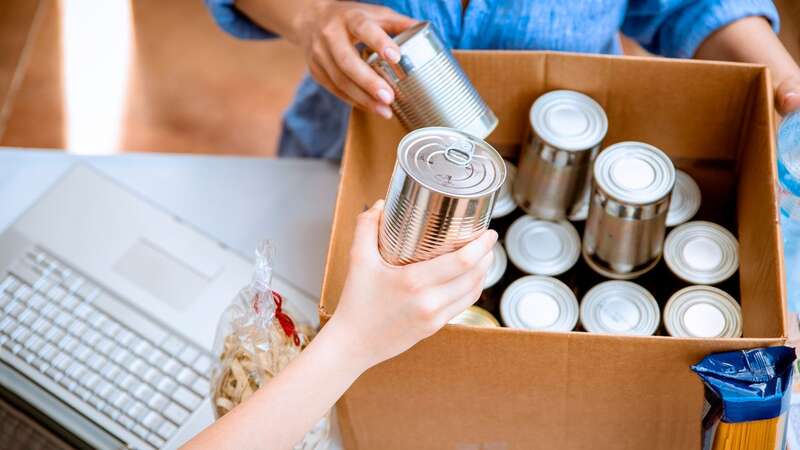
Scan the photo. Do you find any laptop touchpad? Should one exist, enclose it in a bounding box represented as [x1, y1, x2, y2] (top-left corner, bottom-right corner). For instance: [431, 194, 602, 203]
[113, 239, 210, 310]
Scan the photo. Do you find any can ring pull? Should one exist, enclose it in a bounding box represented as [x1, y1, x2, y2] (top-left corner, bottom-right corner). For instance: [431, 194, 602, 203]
[444, 140, 474, 166]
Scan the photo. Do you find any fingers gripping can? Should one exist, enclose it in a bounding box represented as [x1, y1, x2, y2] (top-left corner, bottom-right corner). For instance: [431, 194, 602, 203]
[582, 141, 676, 279]
[513, 90, 608, 220]
[379, 127, 506, 265]
[367, 22, 498, 139]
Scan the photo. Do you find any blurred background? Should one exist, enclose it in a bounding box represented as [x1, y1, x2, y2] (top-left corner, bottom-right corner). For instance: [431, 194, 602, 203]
[0, 0, 798, 157]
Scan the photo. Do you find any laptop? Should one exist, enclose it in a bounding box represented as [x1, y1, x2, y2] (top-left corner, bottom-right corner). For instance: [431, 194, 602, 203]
[0, 164, 318, 449]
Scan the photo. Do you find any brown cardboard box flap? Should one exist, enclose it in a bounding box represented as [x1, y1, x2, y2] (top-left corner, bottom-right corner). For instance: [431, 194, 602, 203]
[320, 51, 786, 449]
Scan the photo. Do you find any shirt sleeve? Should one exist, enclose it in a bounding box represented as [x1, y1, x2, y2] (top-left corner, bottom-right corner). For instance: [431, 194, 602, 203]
[204, 0, 276, 39]
[623, 0, 780, 58]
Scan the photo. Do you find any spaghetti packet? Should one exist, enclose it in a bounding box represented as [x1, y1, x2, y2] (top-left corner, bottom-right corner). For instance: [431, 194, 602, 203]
[210, 241, 331, 450]
[692, 346, 795, 450]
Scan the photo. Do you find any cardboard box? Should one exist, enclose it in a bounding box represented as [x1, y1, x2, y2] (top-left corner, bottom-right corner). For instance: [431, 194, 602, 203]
[320, 52, 786, 450]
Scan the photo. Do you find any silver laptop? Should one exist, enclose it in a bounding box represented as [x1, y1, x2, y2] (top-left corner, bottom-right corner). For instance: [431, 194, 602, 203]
[0, 165, 316, 449]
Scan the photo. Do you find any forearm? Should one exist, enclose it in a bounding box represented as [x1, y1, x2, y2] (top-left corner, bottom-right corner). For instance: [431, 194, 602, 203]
[234, 0, 317, 45]
[695, 16, 800, 87]
[183, 318, 368, 450]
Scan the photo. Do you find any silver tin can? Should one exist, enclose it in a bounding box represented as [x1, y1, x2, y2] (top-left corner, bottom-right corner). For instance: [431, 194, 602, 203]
[491, 161, 517, 219]
[568, 184, 590, 221]
[665, 169, 701, 227]
[513, 90, 608, 220]
[449, 305, 500, 328]
[505, 216, 580, 276]
[500, 276, 578, 332]
[583, 141, 676, 279]
[664, 221, 738, 285]
[663, 285, 742, 338]
[580, 281, 660, 336]
[484, 242, 508, 289]
[367, 22, 497, 139]
[379, 127, 506, 265]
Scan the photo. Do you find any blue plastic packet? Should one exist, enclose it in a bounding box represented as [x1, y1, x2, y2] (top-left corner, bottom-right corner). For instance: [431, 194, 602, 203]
[692, 346, 796, 450]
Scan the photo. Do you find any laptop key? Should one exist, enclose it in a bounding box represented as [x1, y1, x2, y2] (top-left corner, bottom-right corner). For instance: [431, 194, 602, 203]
[163, 402, 190, 425]
[142, 411, 164, 430]
[177, 367, 196, 385]
[147, 393, 168, 411]
[173, 386, 201, 410]
[192, 378, 211, 397]
[156, 377, 177, 395]
[132, 424, 148, 439]
[129, 401, 149, 421]
[163, 357, 181, 375]
[147, 434, 166, 448]
[157, 420, 177, 439]
[28, 293, 46, 310]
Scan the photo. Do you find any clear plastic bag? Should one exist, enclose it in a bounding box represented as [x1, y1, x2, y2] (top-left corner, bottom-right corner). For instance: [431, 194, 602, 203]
[210, 241, 331, 450]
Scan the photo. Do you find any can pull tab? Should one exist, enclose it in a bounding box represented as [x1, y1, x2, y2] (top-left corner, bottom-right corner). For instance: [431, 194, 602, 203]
[444, 140, 474, 166]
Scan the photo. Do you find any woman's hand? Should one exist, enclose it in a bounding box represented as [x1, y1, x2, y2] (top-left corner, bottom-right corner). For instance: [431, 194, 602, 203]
[327, 199, 498, 370]
[290, 2, 417, 119]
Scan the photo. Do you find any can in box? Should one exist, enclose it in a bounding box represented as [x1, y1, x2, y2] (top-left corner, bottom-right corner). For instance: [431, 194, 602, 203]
[663, 285, 742, 338]
[580, 280, 660, 336]
[663, 221, 738, 285]
[449, 305, 500, 328]
[378, 127, 506, 265]
[513, 90, 607, 220]
[491, 161, 517, 219]
[666, 170, 701, 227]
[500, 275, 579, 332]
[484, 242, 508, 289]
[505, 216, 580, 276]
[583, 141, 675, 279]
[367, 22, 497, 139]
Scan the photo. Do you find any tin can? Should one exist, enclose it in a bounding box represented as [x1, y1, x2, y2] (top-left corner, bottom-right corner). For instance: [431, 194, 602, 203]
[580, 281, 660, 336]
[666, 170, 701, 227]
[664, 221, 738, 285]
[568, 185, 590, 221]
[449, 305, 500, 328]
[379, 127, 506, 265]
[663, 286, 742, 338]
[484, 242, 508, 289]
[583, 141, 676, 279]
[500, 276, 579, 332]
[513, 90, 608, 220]
[505, 216, 581, 276]
[491, 161, 517, 219]
[367, 22, 497, 139]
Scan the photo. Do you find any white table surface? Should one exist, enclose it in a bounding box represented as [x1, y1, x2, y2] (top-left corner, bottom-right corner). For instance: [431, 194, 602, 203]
[0, 148, 344, 448]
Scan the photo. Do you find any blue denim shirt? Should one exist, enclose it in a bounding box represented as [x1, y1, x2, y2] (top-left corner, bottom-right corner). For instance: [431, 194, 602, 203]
[206, 0, 779, 159]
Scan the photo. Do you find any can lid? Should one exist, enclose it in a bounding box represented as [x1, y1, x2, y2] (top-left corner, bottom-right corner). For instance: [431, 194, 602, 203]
[530, 90, 608, 151]
[593, 141, 676, 205]
[580, 281, 660, 336]
[366, 21, 440, 71]
[491, 161, 517, 219]
[398, 127, 506, 198]
[664, 221, 738, 285]
[666, 170, 702, 227]
[448, 305, 500, 328]
[568, 186, 590, 221]
[484, 242, 508, 289]
[664, 286, 742, 338]
[500, 276, 578, 331]
[505, 216, 580, 276]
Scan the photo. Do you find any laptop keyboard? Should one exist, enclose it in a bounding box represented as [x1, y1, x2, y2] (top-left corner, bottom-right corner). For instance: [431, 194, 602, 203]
[0, 248, 213, 449]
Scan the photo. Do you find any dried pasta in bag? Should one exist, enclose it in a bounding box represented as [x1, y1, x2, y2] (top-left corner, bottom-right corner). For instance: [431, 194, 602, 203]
[210, 241, 331, 450]
[692, 346, 795, 450]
